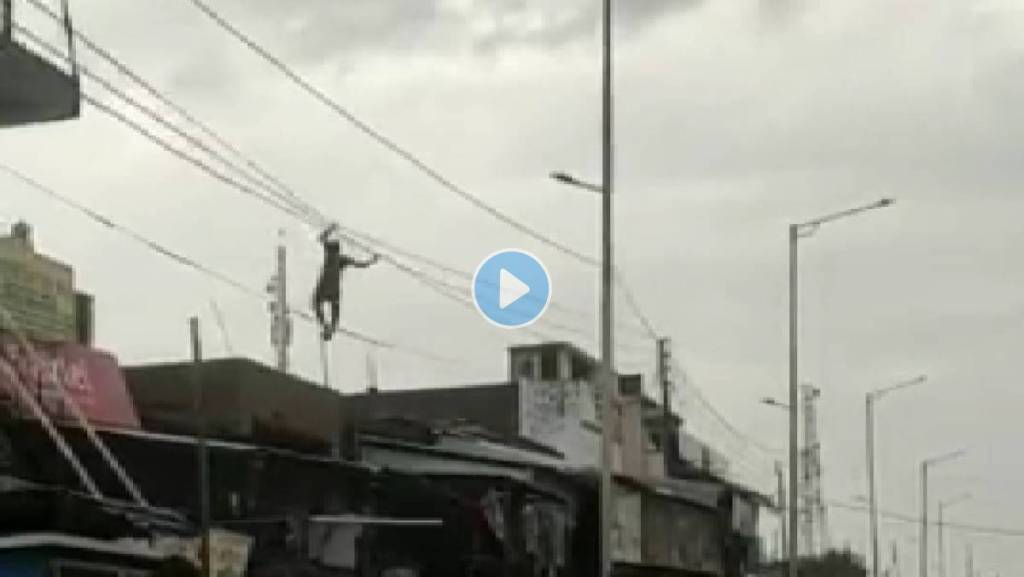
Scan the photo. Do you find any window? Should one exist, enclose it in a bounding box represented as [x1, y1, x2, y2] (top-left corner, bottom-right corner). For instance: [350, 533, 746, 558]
[540, 349, 558, 380]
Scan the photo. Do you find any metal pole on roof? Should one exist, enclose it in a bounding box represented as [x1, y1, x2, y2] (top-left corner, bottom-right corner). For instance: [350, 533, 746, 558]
[190, 317, 210, 577]
[658, 338, 673, 472]
[320, 335, 331, 389]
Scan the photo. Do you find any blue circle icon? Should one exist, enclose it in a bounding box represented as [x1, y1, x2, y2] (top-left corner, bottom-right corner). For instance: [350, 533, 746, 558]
[473, 250, 551, 329]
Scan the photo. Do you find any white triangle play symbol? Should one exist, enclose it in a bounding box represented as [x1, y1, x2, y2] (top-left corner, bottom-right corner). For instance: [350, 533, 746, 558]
[499, 268, 531, 309]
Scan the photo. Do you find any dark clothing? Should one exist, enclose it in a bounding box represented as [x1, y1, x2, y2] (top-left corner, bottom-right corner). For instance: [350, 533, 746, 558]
[316, 241, 357, 299]
[313, 292, 341, 337]
[313, 239, 360, 340]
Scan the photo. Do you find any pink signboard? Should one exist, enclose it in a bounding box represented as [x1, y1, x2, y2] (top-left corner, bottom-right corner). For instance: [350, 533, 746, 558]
[0, 336, 141, 429]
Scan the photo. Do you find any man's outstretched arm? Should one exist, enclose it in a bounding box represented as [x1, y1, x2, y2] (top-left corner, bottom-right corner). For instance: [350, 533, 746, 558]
[351, 254, 380, 269]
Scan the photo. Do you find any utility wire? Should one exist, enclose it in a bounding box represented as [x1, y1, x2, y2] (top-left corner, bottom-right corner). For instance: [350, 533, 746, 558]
[184, 0, 598, 266]
[183, 0, 663, 342]
[24, 0, 660, 345]
[827, 500, 1024, 539]
[0, 163, 452, 363]
[671, 357, 780, 458]
[19, 4, 657, 351]
[22, 0, 319, 223]
[19, 21, 654, 341]
[14, 23, 322, 226]
[14, 25, 314, 227]
[80, 87, 635, 350]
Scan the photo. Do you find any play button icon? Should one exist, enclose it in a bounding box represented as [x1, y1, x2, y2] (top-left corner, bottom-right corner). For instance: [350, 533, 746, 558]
[473, 250, 551, 328]
[499, 269, 531, 309]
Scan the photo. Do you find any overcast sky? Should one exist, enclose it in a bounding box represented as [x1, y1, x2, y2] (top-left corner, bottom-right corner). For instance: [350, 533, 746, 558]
[4, 0, 1024, 573]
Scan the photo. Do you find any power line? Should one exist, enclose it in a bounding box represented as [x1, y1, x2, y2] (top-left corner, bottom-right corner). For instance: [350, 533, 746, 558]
[671, 357, 781, 458]
[13, 23, 322, 227]
[617, 272, 658, 339]
[183, 0, 599, 266]
[0, 162, 452, 363]
[24, 0, 661, 347]
[79, 87, 635, 349]
[21, 0, 320, 225]
[182, 0, 664, 347]
[827, 500, 1024, 539]
[18, 3, 657, 352]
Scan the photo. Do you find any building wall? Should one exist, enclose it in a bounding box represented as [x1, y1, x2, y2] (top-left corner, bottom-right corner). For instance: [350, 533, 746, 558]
[0, 337, 141, 429]
[0, 234, 76, 343]
[641, 494, 723, 574]
[517, 378, 601, 468]
[343, 382, 519, 441]
[613, 488, 643, 565]
[125, 359, 342, 453]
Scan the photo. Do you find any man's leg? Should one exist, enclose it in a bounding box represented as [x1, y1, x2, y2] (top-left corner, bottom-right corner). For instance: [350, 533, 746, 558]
[313, 295, 327, 328]
[326, 298, 340, 340]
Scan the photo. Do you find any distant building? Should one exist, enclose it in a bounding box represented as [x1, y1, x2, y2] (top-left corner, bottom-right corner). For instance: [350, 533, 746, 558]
[0, 221, 93, 345]
[346, 341, 767, 577]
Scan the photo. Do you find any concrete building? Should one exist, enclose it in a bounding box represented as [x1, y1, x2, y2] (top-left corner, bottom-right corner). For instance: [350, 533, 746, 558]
[0, 222, 93, 345]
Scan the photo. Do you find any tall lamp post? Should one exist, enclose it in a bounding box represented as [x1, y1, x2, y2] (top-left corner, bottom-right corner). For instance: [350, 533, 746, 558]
[938, 493, 971, 577]
[788, 198, 894, 577]
[550, 169, 614, 577]
[920, 450, 966, 577]
[867, 375, 927, 577]
[552, 0, 615, 566]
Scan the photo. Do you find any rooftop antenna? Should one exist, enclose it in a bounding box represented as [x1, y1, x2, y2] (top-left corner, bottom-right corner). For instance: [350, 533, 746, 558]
[267, 229, 291, 372]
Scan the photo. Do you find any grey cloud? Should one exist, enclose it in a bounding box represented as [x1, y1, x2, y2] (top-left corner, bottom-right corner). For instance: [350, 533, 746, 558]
[197, 0, 700, 65]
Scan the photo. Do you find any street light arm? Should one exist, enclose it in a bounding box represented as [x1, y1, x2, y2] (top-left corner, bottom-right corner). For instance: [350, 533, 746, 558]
[761, 397, 791, 411]
[796, 198, 894, 232]
[550, 171, 603, 194]
[925, 449, 967, 468]
[869, 374, 927, 400]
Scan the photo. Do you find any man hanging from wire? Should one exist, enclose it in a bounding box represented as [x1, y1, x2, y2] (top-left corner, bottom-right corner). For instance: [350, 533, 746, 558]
[313, 223, 379, 341]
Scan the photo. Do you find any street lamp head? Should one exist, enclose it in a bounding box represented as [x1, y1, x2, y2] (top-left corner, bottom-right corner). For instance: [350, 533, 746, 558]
[550, 171, 576, 185]
[876, 198, 895, 208]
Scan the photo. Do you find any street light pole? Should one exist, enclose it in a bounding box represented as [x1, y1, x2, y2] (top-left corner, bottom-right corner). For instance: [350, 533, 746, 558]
[938, 494, 971, 577]
[920, 451, 966, 577]
[788, 224, 799, 577]
[600, 0, 615, 574]
[788, 198, 893, 577]
[867, 376, 927, 577]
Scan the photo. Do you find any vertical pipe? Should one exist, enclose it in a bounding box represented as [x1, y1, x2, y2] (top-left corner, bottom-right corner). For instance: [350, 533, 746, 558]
[777, 460, 788, 561]
[600, 0, 615, 575]
[938, 505, 945, 577]
[788, 225, 800, 577]
[320, 337, 330, 389]
[190, 317, 210, 577]
[921, 463, 929, 577]
[868, 395, 880, 577]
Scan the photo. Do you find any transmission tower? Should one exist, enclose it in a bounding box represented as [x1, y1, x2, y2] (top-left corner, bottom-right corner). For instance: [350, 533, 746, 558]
[800, 383, 829, 556]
